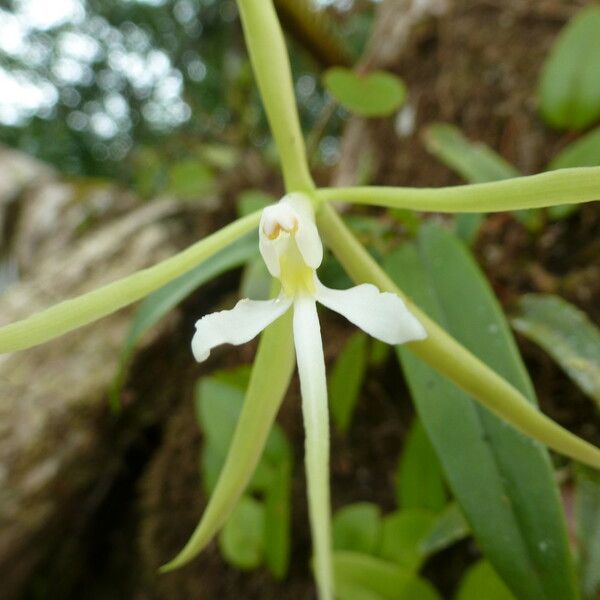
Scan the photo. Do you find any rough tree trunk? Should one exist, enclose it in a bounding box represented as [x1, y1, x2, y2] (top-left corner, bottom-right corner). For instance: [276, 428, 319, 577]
[0, 147, 195, 598]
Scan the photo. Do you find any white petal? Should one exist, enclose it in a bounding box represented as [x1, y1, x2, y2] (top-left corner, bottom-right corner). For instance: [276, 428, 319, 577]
[191, 296, 292, 362]
[258, 230, 281, 277]
[282, 192, 313, 221]
[315, 280, 427, 345]
[283, 193, 323, 269]
[293, 296, 333, 600]
[295, 217, 323, 269]
[259, 202, 300, 278]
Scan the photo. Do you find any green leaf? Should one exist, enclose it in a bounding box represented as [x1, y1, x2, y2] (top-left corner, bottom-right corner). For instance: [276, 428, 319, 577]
[200, 444, 224, 496]
[332, 503, 382, 555]
[318, 202, 600, 469]
[549, 127, 600, 171]
[237, 189, 276, 217]
[112, 233, 258, 407]
[161, 307, 295, 571]
[218, 496, 265, 570]
[455, 560, 516, 600]
[395, 418, 447, 512]
[196, 378, 245, 462]
[422, 123, 536, 240]
[195, 373, 292, 494]
[329, 331, 368, 432]
[333, 551, 442, 600]
[201, 143, 240, 170]
[511, 294, 600, 409]
[423, 124, 520, 184]
[378, 509, 435, 572]
[547, 127, 600, 219]
[323, 67, 407, 117]
[212, 364, 252, 389]
[168, 159, 215, 199]
[197, 368, 293, 578]
[454, 213, 484, 246]
[419, 503, 470, 559]
[575, 467, 600, 599]
[538, 6, 600, 130]
[389, 209, 422, 238]
[385, 224, 578, 600]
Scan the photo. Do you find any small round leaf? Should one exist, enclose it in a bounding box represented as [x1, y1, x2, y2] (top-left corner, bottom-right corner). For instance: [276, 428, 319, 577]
[218, 497, 265, 570]
[323, 67, 407, 117]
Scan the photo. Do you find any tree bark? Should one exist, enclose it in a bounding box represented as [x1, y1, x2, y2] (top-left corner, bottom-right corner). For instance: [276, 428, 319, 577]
[0, 146, 192, 598]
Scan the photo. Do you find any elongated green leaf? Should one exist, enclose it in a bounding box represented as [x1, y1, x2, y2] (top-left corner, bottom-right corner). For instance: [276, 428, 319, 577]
[112, 233, 258, 404]
[575, 467, 600, 599]
[546, 127, 600, 219]
[538, 6, 600, 130]
[549, 127, 600, 171]
[0, 211, 261, 353]
[323, 68, 407, 117]
[333, 552, 441, 600]
[422, 123, 540, 235]
[419, 503, 469, 558]
[161, 306, 295, 571]
[197, 378, 249, 472]
[456, 560, 516, 600]
[423, 123, 520, 183]
[386, 224, 578, 600]
[318, 202, 600, 470]
[511, 294, 600, 409]
[329, 332, 368, 432]
[395, 418, 447, 512]
[378, 510, 435, 572]
[218, 496, 265, 570]
[333, 503, 382, 555]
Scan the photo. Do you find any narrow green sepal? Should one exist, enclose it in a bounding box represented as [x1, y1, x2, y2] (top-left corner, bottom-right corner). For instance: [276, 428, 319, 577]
[160, 305, 295, 572]
[0, 212, 260, 354]
[317, 203, 600, 470]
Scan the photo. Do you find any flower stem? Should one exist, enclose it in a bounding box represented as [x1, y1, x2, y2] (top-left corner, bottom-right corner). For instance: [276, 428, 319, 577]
[236, 0, 314, 193]
[315, 167, 600, 212]
[0, 211, 261, 353]
[316, 202, 600, 469]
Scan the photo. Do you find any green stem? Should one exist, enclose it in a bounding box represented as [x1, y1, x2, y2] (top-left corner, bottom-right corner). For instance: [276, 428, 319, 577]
[0, 211, 261, 353]
[236, 0, 314, 193]
[315, 167, 600, 212]
[316, 203, 600, 469]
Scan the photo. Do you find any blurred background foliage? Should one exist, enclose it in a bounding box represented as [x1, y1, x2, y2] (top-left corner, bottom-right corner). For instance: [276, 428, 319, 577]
[0, 0, 377, 186]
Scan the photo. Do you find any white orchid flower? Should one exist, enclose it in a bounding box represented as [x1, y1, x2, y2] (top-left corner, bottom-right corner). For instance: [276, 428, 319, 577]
[191, 192, 426, 600]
